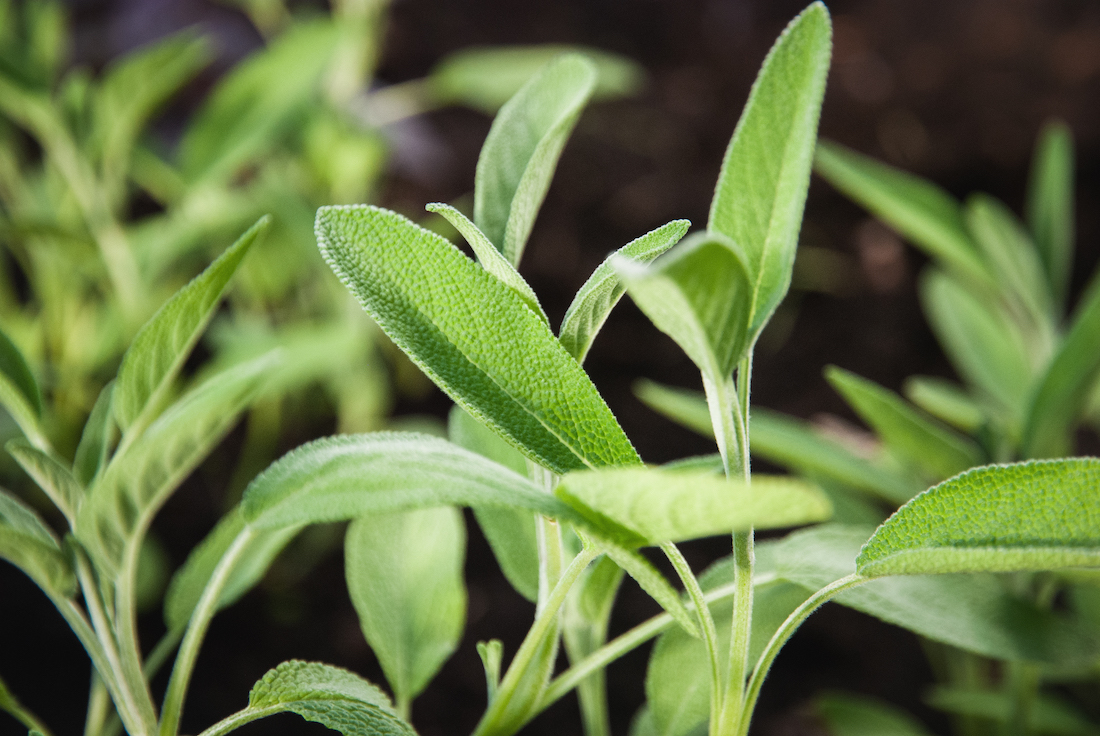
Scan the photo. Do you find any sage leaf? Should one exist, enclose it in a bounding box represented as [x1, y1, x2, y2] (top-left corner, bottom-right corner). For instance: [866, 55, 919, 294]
[315, 205, 640, 473]
[0, 328, 41, 417]
[6, 438, 83, 520]
[0, 488, 75, 596]
[926, 686, 1096, 736]
[708, 3, 831, 337]
[473, 53, 596, 265]
[346, 507, 466, 703]
[814, 140, 993, 288]
[857, 459, 1100, 577]
[1026, 121, 1074, 308]
[815, 692, 933, 736]
[563, 554, 624, 736]
[826, 366, 984, 481]
[560, 220, 689, 363]
[555, 467, 831, 546]
[73, 380, 116, 486]
[113, 216, 267, 434]
[903, 377, 986, 434]
[603, 544, 699, 638]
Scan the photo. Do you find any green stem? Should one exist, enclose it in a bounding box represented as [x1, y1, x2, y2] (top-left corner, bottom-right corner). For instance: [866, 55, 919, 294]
[193, 705, 285, 736]
[702, 374, 744, 478]
[114, 538, 157, 731]
[159, 528, 254, 736]
[84, 675, 112, 736]
[716, 530, 753, 736]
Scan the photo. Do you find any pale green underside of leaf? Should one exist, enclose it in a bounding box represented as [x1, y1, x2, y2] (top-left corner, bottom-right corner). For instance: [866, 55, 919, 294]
[555, 467, 831, 546]
[815, 692, 933, 736]
[857, 459, 1100, 577]
[7, 439, 83, 520]
[708, 3, 832, 336]
[315, 205, 640, 474]
[0, 488, 75, 596]
[926, 686, 1096, 736]
[473, 53, 596, 265]
[559, 220, 689, 363]
[0, 328, 42, 417]
[113, 216, 266, 432]
[1026, 121, 1074, 308]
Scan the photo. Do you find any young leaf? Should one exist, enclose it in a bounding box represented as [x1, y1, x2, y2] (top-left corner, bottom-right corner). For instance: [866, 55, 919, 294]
[1026, 121, 1074, 308]
[555, 467, 831, 546]
[0, 489, 75, 596]
[346, 507, 466, 704]
[814, 141, 992, 288]
[815, 692, 934, 736]
[425, 202, 547, 322]
[826, 366, 984, 481]
[315, 205, 641, 474]
[473, 53, 596, 265]
[708, 3, 831, 336]
[617, 233, 753, 382]
[73, 381, 115, 486]
[0, 328, 42, 417]
[113, 216, 267, 434]
[926, 686, 1096, 736]
[857, 459, 1100, 577]
[6, 439, 82, 519]
[204, 660, 416, 736]
[559, 220, 690, 363]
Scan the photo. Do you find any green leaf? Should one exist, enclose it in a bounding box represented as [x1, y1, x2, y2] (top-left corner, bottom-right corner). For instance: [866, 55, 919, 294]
[1023, 275, 1100, 458]
[555, 466, 831, 546]
[473, 53, 596, 265]
[815, 692, 933, 736]
[428, 45, 643, 114]
[903, 376, 986, 434]
[205, 660, 416, 736]
[926, 687, 1097, 736]
[814, 141, 992, 288]
[0, 488, 75, 596]
[73, 381, 115, 486]
[603, 544, 699, 638]
[346, 507, 466, 703]
[617, 233, 753, 382]
[447, 406, 538, 602]
[0, 673, 50, 736]
[1026, 121, 1075, 308]
[708, 3, 831, 335]
[777, 524, 1099, 665]
[79, 353, 276, 576]
[857, 459, 1100, 577]
[163, 506, 299, 632]
[826, 366, 983, 481]
[425, 202, 547, 322]
[6, 438, 82, 520]
[0, 327, 41, 416]
[633, 378, 714, 437]
[560, 220, 689, 363]
[315, 205, 640, 474]
[113, 217, 267, 434]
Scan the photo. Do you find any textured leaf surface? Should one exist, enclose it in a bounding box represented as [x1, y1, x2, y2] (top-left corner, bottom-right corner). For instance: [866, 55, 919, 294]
[1026, 121, 1074, 307]
[815, 692, 933, 736]
[6, 439, 83, 519]
[708, 3, 832, 335]
[857, 459, 1100, 577]
[555, 467, 831, 546]
[0, 489, 74, 595]
[473, 53, 596, 265]
[113, 217, 266, 432]
[346, 508, 466, 702]
[315, 205, 640, 474]
[559, 220, 689, 363]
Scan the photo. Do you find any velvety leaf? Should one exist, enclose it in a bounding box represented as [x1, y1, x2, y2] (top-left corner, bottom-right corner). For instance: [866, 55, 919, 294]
[0, 327, 41, 416]
[815, 692, 933, 736]
[73, 380, 116, 486]
[473, 53, 596, 265]
[6, 438, 82, 519]
[778, 525, 1098, 665]
[857, 459, 1100, 577]
[559, 220, 689, 363]
[0, 488, 75, 596]
[315, 205, 640, 474]
[617, 233, 753, 382]
[814, 141, 992, 287]
[113, 217, 266, 433]
[826, 366, 984, 481]
[1026, 121, 1074, 308]
[346, 507, 466, 702]
[555, 466, 831, 546]
[708, 3, 832, 336]
[903, 377, 985, 434]
[926, 687, 1096, 736]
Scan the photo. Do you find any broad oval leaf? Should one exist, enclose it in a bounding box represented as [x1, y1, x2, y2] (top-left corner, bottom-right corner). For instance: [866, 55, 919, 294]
[315, 205, 640, 474]
[555, 466, 831, 547]
[560, 220, 689, 364]
[857, 459, 1100, 577]
[0, 489, 75, 596]
[346, 507, 466, 703]
[473, 53, 596, 265]
[708, 3, 832, 336]
[6, 439, 83, 520]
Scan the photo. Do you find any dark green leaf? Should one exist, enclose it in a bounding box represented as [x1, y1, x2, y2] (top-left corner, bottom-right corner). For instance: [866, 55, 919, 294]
[926, 687, 1097, 736]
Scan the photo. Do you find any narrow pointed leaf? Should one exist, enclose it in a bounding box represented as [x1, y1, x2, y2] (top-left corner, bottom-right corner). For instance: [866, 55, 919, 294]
[603, 544, 699, 637]
[316, 205, 641, 474]
[73, 381, 116, 486]
[826, 366, 984, 481]
[857, 459, 1100, 577]
[7, 439, 82, 519]
[0, 328, 41, 416]
[904, 377, 986, 434]
[814, 141, 992, 287]
[426, 202, 547, 322]
[555, 467, 831, 546]
[473, 53, 596, 265]
[708, 3, 832, 334]
[1026, 121, 1074, 307]
[0, 367, 47, 449]
[0, 489, 75, 596]
[346, 507, 466, 702]
[113, 217, 267, 433]
[926, 687, 1097, 735]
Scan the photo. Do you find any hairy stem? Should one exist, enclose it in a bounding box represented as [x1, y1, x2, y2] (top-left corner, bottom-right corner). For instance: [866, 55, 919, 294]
[716, 530, 753, 736]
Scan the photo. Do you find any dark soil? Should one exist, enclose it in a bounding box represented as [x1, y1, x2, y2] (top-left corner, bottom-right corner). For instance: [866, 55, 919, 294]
[3, 1, 1100, 735]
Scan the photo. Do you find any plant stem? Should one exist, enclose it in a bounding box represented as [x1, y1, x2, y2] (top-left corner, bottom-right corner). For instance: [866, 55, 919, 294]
[715, 530, 753, 736]
[115, 537, 157, 732]
[84, 675, 112, 736]
[193, 705, 285, 736]
[702, 374, 744, 478]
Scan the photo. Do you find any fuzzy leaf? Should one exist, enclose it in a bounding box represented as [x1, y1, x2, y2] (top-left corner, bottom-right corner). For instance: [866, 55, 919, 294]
[0, 489, 75, 596]
[473, 53, 596, 265]
[6, 439, 82, 519]
[315, 205, 640, 474]
[1026, 121, 1074, 308]
[857, 459, 1100, 577]
[708, 3, 832, 335]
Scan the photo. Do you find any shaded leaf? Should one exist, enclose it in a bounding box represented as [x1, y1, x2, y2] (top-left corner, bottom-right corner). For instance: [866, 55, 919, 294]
[815, 691, 933, 736]
[903, 377, 985, 434]
[1026, 121, 1074, 308]
[926, 687, 1097, 736]
[0, 488, 75, 596]
[73, 380, 115, 486]
[0, 327, 41, 416]
[6, 438, 82, 519]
